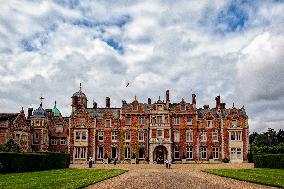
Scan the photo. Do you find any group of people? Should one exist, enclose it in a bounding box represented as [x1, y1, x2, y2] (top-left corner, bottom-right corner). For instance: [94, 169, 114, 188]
[88, 157, 171, 168]
[88, 157, 117, 168]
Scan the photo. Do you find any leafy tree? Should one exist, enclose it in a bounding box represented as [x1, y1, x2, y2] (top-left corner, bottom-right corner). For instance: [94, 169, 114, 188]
[0, 139, 20, 152]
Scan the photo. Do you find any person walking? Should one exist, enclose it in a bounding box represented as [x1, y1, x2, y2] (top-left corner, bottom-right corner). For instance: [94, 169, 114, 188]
[165, 159, 168, 168]
[168, 159, 171, 169]
[88, 157, 93, 168]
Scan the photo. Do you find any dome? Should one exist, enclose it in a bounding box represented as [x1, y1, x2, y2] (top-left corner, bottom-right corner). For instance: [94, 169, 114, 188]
[33, 104, 47, 117]
[72, 90, 86, 98]
[72, 83, 86, 98]
[52, 101, 61, 117]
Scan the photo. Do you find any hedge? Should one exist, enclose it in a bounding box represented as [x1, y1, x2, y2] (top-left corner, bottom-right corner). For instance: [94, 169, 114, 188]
[0, 152, 70, 173]
[247, 153, 266, 163]
[254, 154, 284, 169]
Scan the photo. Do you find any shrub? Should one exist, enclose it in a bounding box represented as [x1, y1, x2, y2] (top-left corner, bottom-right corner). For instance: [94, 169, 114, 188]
[0, 152, 70, 173]
[254, 154, 284, 169]
[131, 153, 136, 159]
[247, 153, 266, 163]
[222, 158, 229, 163]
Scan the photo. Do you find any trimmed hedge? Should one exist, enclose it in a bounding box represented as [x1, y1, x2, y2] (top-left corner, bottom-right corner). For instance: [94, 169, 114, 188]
[247, 153, 266, 163]
[0, 152, 70, 173]
[254, 154, 284, 169]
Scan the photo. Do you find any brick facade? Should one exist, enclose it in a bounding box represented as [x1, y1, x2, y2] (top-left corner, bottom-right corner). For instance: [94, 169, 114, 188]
[0, 88, 249, 164]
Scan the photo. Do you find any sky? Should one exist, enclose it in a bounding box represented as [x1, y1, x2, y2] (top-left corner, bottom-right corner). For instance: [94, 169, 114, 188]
[0, 0, 284, 133]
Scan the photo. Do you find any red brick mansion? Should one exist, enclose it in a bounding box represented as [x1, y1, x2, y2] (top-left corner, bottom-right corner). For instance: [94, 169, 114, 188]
[0, 85, 249, 163]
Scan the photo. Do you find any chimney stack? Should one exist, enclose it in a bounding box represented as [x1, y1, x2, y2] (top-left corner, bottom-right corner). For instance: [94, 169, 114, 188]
[148, 98, 152, 104]
[106, 97, 110, 108]
[166, 90, 170, 102]
[221, 103, 226, 109]
[28, 107, 33, 119]
[215, 95, 221, 109]
[192, 94, 196, 108]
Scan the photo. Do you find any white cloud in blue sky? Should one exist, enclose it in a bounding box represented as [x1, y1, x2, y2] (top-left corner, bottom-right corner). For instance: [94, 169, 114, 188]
[0, 0, 284, 132]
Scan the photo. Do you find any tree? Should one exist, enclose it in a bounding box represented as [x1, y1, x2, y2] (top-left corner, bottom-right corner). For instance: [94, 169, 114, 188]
[1, 139, 20, 152]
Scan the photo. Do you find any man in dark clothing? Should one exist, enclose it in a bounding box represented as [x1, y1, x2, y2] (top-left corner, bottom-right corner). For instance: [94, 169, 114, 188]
[88, 157, 93, 168]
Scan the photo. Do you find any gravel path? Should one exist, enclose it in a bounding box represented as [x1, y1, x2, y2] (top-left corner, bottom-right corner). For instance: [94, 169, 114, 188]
[70, 163, 278, 189]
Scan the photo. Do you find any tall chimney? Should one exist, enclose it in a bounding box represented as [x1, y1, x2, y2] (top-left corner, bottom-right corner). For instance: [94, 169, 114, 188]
[28, 107, 33, 119]
[148, 98, 151, 104]
[192, 94, 196, 107]
[221, 103, 226, 109]
[166, 90, 170, 102]
[215, 95, 221, 108]
[106, 97, 110, 108]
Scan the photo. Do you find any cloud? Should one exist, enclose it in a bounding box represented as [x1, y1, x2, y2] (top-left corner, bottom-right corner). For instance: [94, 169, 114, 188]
[0, 0, 283, 133]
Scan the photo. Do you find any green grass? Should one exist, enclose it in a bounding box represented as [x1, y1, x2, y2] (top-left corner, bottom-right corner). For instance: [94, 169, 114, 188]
[203, 168, 284, 188]
[0, 168, 127, 189]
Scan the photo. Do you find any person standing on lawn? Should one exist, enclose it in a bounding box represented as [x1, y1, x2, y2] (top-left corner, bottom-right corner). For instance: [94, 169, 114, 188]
[88, 157, 93, 168]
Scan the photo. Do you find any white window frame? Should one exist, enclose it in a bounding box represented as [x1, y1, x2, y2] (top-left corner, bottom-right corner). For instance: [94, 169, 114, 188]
[75, 131, 80, 140]
[111, 131, 117, 141]
[138, 131, 144, 141]
[98, 131, 104, 141]
[232, 119, 237, 126]
[125, 117, 131, 125]
[207, 120, 212, 128]
[186, 130, 193, 142]
[125, 131, 131, 141]
[157, 129, 163, 139]
[181, 105, 186, 111]
[212, 147, 219, 159]
[60, 138, 66, 145]
[81, 131, 87, 141]
[186, 147, 193, 159]
[187, 117, 192, 125]
[231, 147, 242, 160]
[201, 132, 207, 141]
[174, 117, 180, 125]
[51, 139, 57, 145]
[157, 105, 163, 111]
[157, 116, 162, 124]
[174, 131, 180, 142]
[105, 119, 111, 128]
[174, 146, 180, 159]
[212, 131, 218, 141]
[201, 147, 207, 159]
[230, 131, 242, 141]
[138, 117, 145, 125]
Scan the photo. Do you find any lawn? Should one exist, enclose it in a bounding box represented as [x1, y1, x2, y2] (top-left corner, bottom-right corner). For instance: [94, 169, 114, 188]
[203, 168, 284, 188]
[0, 168, 127, 189]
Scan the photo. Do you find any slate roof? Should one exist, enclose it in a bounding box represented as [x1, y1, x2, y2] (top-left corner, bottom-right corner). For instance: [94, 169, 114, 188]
[87, 108, 120, 119]
[0, 113, 18, 121]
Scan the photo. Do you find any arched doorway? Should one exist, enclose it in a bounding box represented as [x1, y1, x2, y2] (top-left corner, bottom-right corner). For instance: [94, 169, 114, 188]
[153, 145, 168, 164]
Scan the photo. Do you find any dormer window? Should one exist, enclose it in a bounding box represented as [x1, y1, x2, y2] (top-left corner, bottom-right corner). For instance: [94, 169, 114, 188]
[105, 119, 111, 128]
[207, 120, 212, 128]
[133, 105, 138, 111]
[157, 105, 163, 111]
[181, 105, 186, 111]
[232, 120, 237, 127]
[80, 118, 85, 127]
